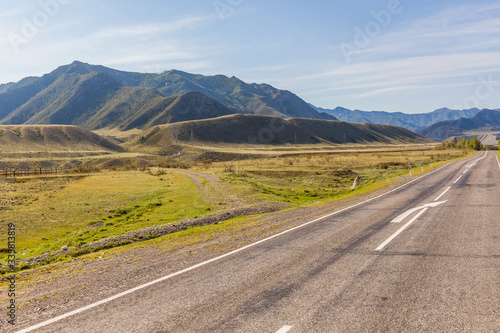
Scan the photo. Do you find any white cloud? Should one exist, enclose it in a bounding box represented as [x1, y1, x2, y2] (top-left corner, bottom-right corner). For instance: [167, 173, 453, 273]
[364, 3, 500, 58]
[91, 17, 209, 40]
[0, 9, 23, 18]
[293, 3, 500, 109]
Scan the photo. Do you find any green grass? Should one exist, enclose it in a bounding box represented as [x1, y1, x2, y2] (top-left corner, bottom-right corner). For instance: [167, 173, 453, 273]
[206, 148, 469, 206]
[0, 146, 471, 272]
[0, 170, 210, 264]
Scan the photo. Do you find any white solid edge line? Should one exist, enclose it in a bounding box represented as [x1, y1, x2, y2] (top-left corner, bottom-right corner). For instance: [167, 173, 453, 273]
[16, 157, 469, 333]
[375, 208, 429, 251]
[276, 325, 294, 333]
[496, 151, 500, 170]
[434, 186, 451, 202]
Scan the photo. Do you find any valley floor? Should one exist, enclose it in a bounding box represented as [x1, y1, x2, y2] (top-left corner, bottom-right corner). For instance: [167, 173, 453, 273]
[0, 145, 474, 331]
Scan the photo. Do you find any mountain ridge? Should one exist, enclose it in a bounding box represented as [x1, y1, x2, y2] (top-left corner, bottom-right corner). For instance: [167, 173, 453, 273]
[125, 114, 432, 153]
[418, 109, 500, 142]
[0, 61, 335, 131]
[311, 105, 484, 132]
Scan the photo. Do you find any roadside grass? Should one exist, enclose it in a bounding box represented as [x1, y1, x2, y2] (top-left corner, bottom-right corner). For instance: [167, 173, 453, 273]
[0, 147, 473, 300]
[0, 170, 210, 265]
[0, 211, 278, 306]
[0, 147, 473, 298]
[0, 146, 470, 273]
[200, 148, 469, 206]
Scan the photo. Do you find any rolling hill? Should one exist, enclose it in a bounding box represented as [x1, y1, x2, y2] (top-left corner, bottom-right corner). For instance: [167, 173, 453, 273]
[0, 125, 123, 153]
[126, 114, 432, 153]
[312, 105, 481, 132]
[0, 61, 335, 131]
[418, 109, 500, 142]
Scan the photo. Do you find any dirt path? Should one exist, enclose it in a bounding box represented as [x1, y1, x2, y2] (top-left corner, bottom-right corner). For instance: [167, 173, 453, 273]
[171, 169, 244, 208]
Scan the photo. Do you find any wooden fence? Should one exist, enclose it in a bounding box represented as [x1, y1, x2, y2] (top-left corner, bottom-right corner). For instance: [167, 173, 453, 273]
[0, 167, 99, 177]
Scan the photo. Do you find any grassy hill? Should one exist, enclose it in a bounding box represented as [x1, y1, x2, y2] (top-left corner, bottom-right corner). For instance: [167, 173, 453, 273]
[0, 125, 123, 153]
[126, 114, 432, 153]
[419, 109, 500, 141]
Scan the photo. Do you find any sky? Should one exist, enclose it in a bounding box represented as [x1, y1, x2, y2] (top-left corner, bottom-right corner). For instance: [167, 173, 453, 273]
[0, 0, 499, 114]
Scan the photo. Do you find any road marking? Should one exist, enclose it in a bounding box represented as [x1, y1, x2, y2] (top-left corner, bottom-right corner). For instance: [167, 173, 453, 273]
[434, 187, 451, 202]
[453, 175, 462, 184]
[276, 325, 293, 333]
[376, 208, 428, 251]
[15, 158, 469, 333]
[391, 201, 447, 223]
[495, 152, 500, 170]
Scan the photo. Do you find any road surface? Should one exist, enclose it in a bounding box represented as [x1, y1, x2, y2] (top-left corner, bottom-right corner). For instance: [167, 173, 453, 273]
[17, 152, 500, 332]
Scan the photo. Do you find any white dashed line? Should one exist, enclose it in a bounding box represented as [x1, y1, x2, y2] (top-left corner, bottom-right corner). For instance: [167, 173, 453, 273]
[434, 186, 451, 201]
[453, 175, 462, 184]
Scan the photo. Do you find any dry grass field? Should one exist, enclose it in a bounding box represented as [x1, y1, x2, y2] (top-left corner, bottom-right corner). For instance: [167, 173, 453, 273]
[0, 144, 470, 273]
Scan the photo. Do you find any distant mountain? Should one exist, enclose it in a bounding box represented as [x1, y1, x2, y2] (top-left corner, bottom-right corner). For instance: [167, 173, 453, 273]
[0, 125, 123, 153]
[418, 109, 500, 142]
[0, 61, 335, 130]
[312, 105, 481, 133]
[126, 114, 431, 152]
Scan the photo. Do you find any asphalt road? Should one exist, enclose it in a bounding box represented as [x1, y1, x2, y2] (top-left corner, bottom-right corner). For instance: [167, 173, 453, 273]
[17, 152, 500, 333]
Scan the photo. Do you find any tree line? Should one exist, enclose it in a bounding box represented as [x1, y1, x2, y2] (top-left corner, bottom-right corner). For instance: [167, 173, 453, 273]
[437, 137, 484, 151]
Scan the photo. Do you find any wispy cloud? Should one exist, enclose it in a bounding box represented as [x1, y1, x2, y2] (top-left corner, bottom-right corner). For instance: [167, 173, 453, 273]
[363, 3, 500, 59]
[0, 9, 23, 18]
[91, 17, 210, 40]
[295, 3, 500, 109]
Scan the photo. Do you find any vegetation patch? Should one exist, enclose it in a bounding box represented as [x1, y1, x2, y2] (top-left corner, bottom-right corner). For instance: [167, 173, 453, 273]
[1, 202, 288, 271]
[0, 170, 211, 267]
[0, 145, 471, 273]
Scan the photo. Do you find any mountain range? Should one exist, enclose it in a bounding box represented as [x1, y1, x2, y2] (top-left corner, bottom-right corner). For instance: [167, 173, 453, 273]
[316, 106, 500, 144]
[0, 61, 334, 131]
[312, 105, 484, 133]
[1, 61, 498, 146]
[418, 109, 500, 142]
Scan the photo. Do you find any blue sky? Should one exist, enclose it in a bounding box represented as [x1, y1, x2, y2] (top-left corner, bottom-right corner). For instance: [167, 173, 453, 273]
[1, 0, 499, 113]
